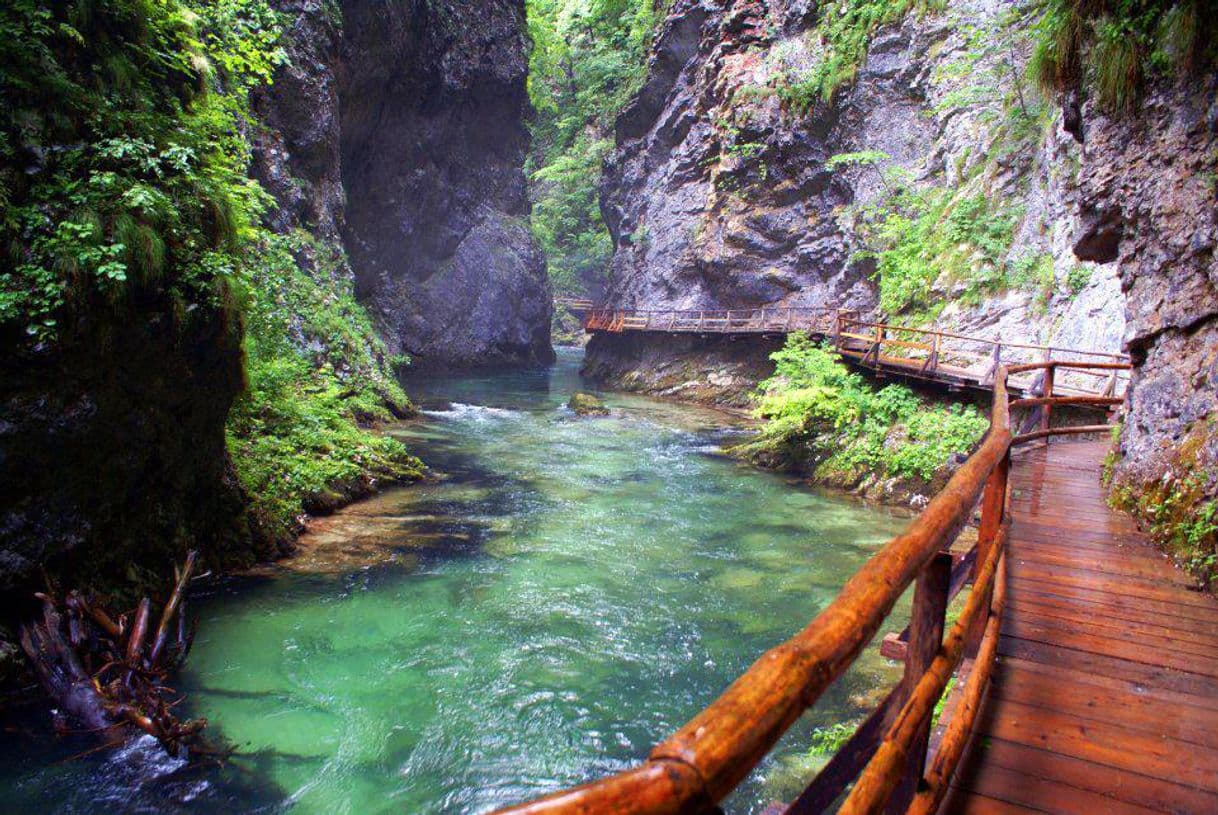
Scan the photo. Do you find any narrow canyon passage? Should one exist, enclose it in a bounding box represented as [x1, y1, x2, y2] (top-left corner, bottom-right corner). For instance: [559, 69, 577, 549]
[0, 350, 912, 814]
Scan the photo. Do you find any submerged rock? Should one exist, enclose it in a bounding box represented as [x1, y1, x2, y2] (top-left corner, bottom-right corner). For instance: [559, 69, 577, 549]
[568, 393, 610, 416]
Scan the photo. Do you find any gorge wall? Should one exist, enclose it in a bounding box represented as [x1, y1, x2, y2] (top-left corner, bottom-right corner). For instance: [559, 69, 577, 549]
[257, 0, 554, 370]
[0, 0, 550, 676]
[1085, 78, 1218, 532]
[586, 0, 1127, 406]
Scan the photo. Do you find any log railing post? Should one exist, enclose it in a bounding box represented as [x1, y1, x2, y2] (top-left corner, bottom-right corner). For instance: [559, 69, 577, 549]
[867, 324, 884, 366]
[885, 551, 952, 815]
[833, 310, 843, 350]
[967, 450, 1009, 655]
[984, 342, 1001, 386]
[1040, 364, 1056, 435]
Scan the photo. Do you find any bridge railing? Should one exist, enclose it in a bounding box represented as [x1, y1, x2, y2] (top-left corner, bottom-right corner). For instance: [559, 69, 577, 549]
[836, 316, 1130, 399]
[584, 307, 838, 335]
[492, 360, 1131, 815]
[581, 307, 1130, 399]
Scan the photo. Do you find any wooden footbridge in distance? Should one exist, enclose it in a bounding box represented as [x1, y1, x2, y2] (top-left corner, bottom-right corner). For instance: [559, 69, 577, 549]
[561, 301, 1130, 401]
[501, 301, 1218, 814]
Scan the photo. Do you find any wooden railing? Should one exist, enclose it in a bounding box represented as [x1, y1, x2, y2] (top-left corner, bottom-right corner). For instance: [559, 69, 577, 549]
[492, 359, 1131, 815]
[584, 307, 837, 335]
[582, 307, 1130, 399]
[833, 316, 1129, 399]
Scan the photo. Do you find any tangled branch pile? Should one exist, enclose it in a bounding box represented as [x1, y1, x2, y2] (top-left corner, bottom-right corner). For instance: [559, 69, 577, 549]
[18, 551, 215, 758]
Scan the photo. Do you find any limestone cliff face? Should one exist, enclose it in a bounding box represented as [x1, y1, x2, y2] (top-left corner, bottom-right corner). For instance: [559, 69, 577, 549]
[339, 0, 553, 369]
[1081, 79, 1218, 510]
[588, 0, 1126, 401]
[254, 0, 553, 370]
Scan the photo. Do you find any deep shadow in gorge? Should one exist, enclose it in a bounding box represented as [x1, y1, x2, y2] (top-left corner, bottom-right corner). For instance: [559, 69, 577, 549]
[337, 0, 554, 369]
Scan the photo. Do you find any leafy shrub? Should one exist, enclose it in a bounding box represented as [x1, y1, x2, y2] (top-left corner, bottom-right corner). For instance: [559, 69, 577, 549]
[1066, 264, 1092, 295]
[1108, 420, 1218, 590]
[738, 336, 989, 487]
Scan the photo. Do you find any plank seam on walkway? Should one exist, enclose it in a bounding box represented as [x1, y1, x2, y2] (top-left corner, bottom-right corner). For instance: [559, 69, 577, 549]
[945, 440, 1218, 815]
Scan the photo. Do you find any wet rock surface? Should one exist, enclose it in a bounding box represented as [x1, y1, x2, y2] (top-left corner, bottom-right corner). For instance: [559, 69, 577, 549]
[584, 332, 784, 408]
[253, 0, 553, 370]
[567, 392, 610, 415]
[338, 0, 553, 369]
[1087, 78, 1218, 498]
[586, 0, 1128, 401]
[0, 301, 282, 602]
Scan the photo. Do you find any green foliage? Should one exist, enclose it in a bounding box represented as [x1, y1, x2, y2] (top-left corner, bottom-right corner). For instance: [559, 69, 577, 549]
[1029, 0, 1216, 111]
[529, 134, 614, 294]
[1065, 263, 1092, 294]
[225, 226, 421, 528]
[931, 9, 1049, 164]
[1109, 420, 1218, 589]
[808, 721, 858, 757]
[525, 0, 664, 294]
[1008, 252, 1057, 313]
[227, 231, 420, 528]
[0, 0, 285, 340]
[846, 168, 1021, 319]
[1, 0, 418, 533]
[776, 0, 932, 110]
[739, 337, 989, 486]
[931, 675, 957, 728]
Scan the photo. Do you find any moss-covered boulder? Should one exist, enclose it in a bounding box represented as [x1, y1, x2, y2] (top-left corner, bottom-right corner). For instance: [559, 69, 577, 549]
[568, 392, 610, 416]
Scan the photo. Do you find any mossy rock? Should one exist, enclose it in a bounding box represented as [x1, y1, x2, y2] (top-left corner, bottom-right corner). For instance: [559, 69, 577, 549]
[568, 392, 610, 416]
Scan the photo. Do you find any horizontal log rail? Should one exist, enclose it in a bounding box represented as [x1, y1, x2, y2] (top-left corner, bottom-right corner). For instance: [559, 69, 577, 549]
[581, 307, 1130, 400]
[493, 359, 1132, 815]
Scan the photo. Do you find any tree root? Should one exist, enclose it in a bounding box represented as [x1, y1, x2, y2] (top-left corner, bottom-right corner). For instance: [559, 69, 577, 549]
[19, 551, 217, 759]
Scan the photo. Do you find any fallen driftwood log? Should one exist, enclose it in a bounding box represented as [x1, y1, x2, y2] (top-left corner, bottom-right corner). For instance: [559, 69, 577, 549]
[19, 551, 217, 758]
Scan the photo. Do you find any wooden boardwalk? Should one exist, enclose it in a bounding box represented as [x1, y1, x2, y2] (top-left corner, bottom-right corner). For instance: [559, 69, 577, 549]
[494, 343, 1215, 815]
[944, 440, 1218, 815]
[575, 305, 1130, 400]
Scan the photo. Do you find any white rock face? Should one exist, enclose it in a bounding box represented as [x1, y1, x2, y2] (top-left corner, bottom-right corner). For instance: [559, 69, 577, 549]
[588, 0, 1131, 400]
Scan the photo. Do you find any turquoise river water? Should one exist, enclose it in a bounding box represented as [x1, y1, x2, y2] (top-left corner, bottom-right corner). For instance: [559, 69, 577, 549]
[0, 348, 908, 814]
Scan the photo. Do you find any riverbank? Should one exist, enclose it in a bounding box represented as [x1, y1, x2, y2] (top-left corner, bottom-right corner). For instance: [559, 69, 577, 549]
[0, 346, 913, 814]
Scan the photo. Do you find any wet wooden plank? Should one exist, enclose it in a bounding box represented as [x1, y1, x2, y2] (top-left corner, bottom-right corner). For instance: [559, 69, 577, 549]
[955, 738, 1218, 814]
[951, 760, 1162, 815]
[946, 441, 1218, 814]
[973, 697, 1218, 793]
[988, 662, 1218, 749]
